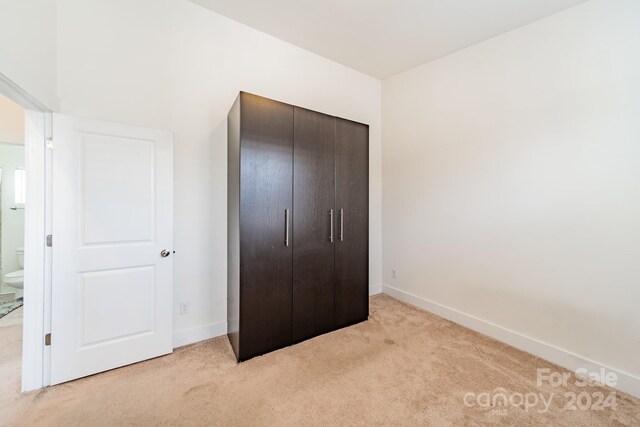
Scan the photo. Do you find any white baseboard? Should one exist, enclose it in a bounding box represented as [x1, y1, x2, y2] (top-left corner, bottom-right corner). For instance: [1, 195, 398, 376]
[173, 321, 227, 349]
[369, 283, 382, 296]
[172, 283, 382, 348]
[382, 284, 640, 399]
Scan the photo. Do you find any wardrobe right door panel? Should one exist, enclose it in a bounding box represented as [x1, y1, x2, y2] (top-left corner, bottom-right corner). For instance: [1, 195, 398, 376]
[334, 118, 369, 328]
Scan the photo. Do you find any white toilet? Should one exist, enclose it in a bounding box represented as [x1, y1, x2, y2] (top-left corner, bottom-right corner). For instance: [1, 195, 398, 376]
[3, 247, 24, 292]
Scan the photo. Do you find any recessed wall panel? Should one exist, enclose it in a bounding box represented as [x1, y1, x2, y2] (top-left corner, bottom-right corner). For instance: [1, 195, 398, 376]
[80, 266, 155, 347]
[81, 133, 154, 245]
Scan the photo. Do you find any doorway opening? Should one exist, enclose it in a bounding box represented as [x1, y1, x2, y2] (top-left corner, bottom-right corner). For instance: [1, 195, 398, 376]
[0, 92, 27, 396]
[0, 72, 174, 392]
[0, 73, 50, 393]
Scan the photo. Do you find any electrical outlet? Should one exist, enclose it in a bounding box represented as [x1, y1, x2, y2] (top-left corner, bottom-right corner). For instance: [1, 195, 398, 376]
[391, 269, 397, 279]
[180, 301, 190, 315]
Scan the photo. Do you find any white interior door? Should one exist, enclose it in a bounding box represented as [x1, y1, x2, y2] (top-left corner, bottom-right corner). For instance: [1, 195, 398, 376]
[50, 114, 173, 385]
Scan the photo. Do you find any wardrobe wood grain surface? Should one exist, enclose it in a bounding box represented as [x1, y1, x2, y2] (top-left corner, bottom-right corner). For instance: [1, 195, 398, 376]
[334, 118, 369, 329]
[292, 107, 336, 342]
[228, 92, 369, 361]
[236, 93, 294, 360]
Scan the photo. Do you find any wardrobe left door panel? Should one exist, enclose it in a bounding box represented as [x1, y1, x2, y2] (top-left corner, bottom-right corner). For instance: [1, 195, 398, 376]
[239, 93, 294, 360]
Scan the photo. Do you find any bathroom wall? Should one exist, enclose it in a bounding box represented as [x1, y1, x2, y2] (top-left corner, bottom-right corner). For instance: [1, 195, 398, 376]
[0, 94, 25, 145]
[0, 143, 25, 296]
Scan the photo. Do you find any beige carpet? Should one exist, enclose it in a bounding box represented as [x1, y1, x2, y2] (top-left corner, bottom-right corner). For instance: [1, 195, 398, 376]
[2, 295, 639, 426]
[0, 305, 23, 413]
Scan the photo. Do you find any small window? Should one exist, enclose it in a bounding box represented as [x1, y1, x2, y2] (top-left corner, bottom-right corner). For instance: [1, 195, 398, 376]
[14, 168, 26, 205]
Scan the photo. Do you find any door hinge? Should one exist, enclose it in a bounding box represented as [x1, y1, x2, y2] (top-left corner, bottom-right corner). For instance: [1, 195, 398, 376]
[45, 333, 51, 346]
[46, 137, 54, 149]
[46, 235, 53, 247]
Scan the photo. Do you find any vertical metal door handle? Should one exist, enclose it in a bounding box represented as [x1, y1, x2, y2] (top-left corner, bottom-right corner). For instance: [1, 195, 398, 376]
[329, 209, 334, 243]
[340, 209, 344, 242]
[285, 209, 290, 247]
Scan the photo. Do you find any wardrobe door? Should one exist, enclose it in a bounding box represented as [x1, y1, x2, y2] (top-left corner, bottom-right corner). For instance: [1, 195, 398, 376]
[293, 107, 336, 342]
[334, 118, 369, 328]
[239, 92, 293, 360]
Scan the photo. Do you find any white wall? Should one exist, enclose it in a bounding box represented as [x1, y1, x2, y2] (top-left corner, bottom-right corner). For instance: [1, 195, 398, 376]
[5, 0, 635, 396]
[56, 0, 382, 341]
[0, 0, 58, 110]
[0, 94, 25, 145]
[0, 143, 25, 295]
[382, 0, 640, 393]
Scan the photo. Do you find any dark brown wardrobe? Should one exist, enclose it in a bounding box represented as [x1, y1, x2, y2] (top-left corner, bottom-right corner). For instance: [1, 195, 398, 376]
[227, 92, 369, 361]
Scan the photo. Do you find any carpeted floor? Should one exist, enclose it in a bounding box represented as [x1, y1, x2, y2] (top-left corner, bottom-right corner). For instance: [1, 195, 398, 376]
[0, 305, 23, 417]
[1, 295, 639, 426]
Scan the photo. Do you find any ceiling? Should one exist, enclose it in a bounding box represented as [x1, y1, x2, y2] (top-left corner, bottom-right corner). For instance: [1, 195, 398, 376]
[189, 0, 588, 78]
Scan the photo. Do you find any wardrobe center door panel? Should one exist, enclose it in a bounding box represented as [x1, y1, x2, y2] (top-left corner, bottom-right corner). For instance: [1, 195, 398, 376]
[239, 93, 293, 360]
[335, 118, 369, 328]
[293, 107, 336, 342]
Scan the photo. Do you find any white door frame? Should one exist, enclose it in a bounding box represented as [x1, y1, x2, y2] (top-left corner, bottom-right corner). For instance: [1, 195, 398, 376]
[0, 72, 52, 391]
